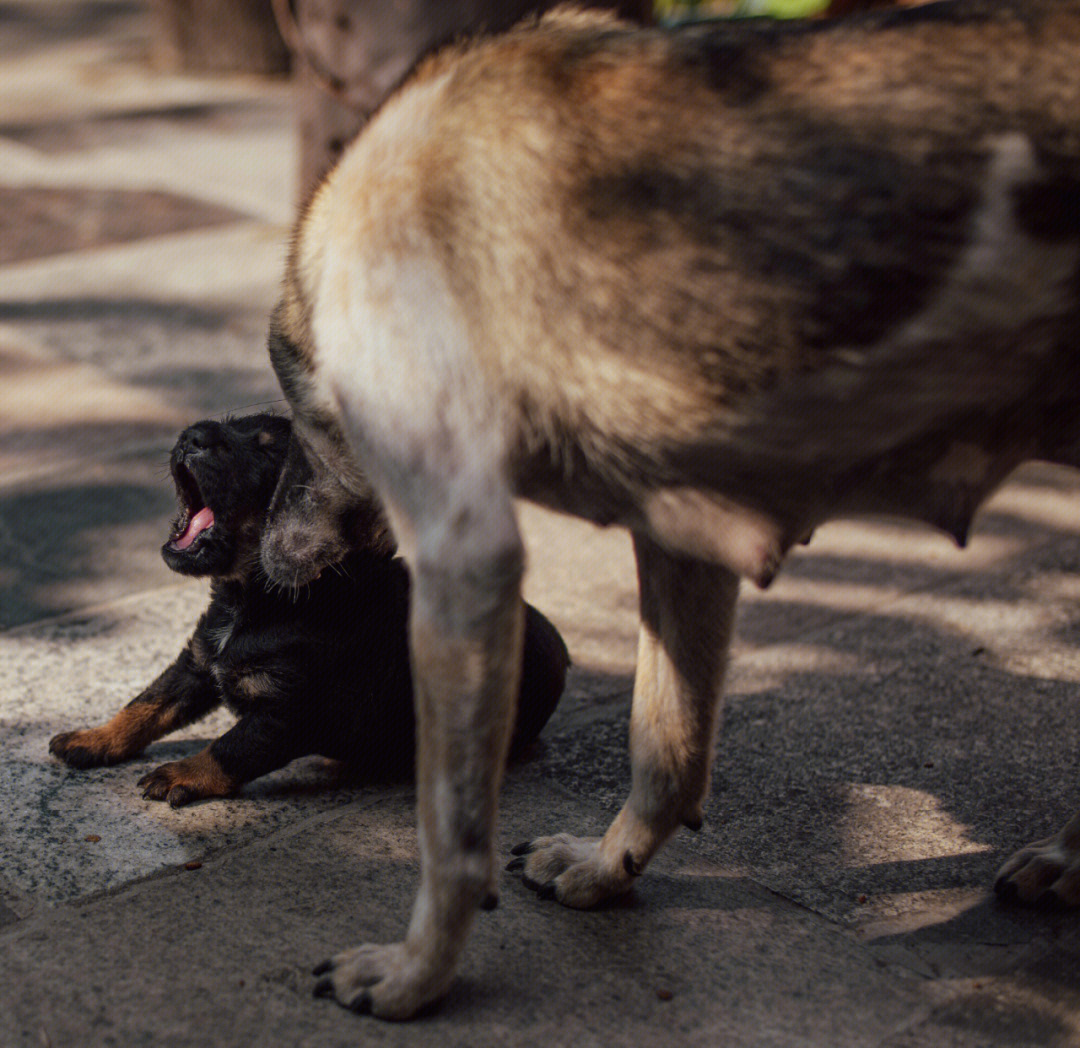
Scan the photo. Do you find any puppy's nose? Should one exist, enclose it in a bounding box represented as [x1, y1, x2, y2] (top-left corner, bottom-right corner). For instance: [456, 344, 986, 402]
[180, 421, 226, 454]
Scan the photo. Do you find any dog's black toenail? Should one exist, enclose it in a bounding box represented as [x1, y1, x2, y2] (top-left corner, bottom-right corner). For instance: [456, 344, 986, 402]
[313, 977, 335, 998]
[510, 841, 535, 856]
[521, 874, 544, 893]
[537, 882, 557, 900]
[505, 857, 525, 872]
[623, 850, 643, 877]
[994, 878, 1019, 904]
[313, 959, 335, 976]
[349, 989, 373, 1014]
[682, 817, 703, 832]
[481, 892, 499, 910]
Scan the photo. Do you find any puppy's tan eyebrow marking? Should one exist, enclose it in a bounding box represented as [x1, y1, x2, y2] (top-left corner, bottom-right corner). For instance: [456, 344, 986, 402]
[258, 430, 275, 446]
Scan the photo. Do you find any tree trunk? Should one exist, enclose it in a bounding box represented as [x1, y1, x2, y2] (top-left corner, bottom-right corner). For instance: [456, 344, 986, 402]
[152, 0, 290, 75]
[826, 0, 930, 14]
[287, 0, 652, 200]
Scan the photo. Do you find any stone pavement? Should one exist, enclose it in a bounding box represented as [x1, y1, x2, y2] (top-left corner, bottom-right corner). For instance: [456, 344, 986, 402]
[2, 3, 1079, 1045]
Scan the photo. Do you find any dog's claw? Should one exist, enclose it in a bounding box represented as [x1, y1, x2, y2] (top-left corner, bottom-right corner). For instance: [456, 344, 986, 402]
[348, 989, 373, 1015]
[313, 959, 334, 977]
[313, 976, 335, 999]
[481, 892, 499, 911]
[994, 877, 1019, 904]
[505, 857, 525, 872]
[510, 840, 535, 856]
[167, 786, 195, 808]
[507, 833, 635, 908]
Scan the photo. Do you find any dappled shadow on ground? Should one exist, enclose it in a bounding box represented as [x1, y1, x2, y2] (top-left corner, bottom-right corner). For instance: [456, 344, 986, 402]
[0, 188, 245, 265]
[0, 472, 173, 626]
[533, 467, 1080, 936]
[0, 0, 139, 58]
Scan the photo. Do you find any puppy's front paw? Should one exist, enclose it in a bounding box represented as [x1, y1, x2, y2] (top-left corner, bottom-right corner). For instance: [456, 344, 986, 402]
[313, 941, 452, 1020]
[995, 813, 1080, 906]
[505, 833, 633, 909]
[138, 749, 236, 807]
[50, 728, 128, 769]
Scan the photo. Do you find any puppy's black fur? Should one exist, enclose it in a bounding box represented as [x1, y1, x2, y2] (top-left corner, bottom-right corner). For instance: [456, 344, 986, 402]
[49, 414, 569, 806]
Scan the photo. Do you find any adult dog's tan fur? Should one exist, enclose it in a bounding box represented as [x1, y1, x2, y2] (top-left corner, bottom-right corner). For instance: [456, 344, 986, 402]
[262, 1, 1080, 1019]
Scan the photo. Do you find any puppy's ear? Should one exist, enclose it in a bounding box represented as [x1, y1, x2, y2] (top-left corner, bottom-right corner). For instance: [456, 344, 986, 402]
[262, 434, 394, 585]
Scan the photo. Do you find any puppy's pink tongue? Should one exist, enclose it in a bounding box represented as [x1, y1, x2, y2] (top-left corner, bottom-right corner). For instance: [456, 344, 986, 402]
[174, 507, 215, 550]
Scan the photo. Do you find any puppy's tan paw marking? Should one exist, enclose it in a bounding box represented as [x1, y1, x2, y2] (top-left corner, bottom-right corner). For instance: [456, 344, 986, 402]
[311, 942, 447, 1020]
[137, 750, 235, 808]
[995, 834, 1080, 907]
[49, 728, 125, 769]
[506, 833, 633, 909]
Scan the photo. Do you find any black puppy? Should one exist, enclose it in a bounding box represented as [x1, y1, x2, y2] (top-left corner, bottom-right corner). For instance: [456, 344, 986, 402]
[49, 414, 569, 806]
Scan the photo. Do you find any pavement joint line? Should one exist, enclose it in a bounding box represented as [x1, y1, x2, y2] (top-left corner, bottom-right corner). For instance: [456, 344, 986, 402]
[0, 786, 416, 942]
[0, 577, 202, 637]
[870, 1002, 949, 1048]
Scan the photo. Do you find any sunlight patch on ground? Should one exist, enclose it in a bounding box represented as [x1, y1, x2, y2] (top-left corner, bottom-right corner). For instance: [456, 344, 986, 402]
[839, 784, 993, 869]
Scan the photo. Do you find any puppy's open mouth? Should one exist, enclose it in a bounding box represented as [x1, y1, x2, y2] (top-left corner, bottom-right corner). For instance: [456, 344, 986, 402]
[170, 463, 215, 551]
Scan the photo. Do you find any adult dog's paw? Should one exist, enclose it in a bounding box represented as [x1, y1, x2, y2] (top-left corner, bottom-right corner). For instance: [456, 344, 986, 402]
[49, 728, 127, 769]
[137, 750, 235, 807]
[312, 941, 453, 1020]
[995, 814, 1080, 906]
[505, 833, 634, 909]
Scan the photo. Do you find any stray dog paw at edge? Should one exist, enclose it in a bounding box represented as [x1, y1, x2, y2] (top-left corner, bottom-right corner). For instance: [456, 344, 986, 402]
[505, 833, 634, 909]
[312, 941, 453, 1020]
[995, 821, 1080, 907]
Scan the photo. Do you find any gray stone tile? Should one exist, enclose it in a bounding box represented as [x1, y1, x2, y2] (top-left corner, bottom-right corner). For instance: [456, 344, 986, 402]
[0, 777, 932, 1048]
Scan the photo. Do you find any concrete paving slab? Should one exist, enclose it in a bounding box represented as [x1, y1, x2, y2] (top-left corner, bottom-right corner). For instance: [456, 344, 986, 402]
[524, 481, 1080, 947]
[0, 444, 189, 626]
[0, 323, 187, 477]
[0, 184, 247, 265]
[0, 581, 368, 908]
[3, 1, 1080, 1042]
[0, 775, 939, 1048]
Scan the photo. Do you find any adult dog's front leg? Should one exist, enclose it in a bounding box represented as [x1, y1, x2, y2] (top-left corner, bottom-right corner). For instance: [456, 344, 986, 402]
[995, 808, 1080, 907]
[511, 532, 739, 907]
[313, 499, 525, 1018]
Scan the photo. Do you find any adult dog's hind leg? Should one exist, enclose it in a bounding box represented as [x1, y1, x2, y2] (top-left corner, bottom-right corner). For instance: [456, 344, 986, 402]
[312, 481, 525, 1018]
[304, 256, 524, 1020]
[511, 532, 739, 907]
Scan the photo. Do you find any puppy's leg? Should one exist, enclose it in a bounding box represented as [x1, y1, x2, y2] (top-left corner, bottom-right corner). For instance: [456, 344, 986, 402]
[49, 643, 219, 768]
[138, 711, 301, 807]
[995, 808, 1080, 906]
[511, 532, 738, 907]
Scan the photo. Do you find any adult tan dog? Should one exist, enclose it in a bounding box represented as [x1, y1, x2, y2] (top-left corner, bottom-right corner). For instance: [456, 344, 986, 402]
[261, 1, 1080, 1019]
